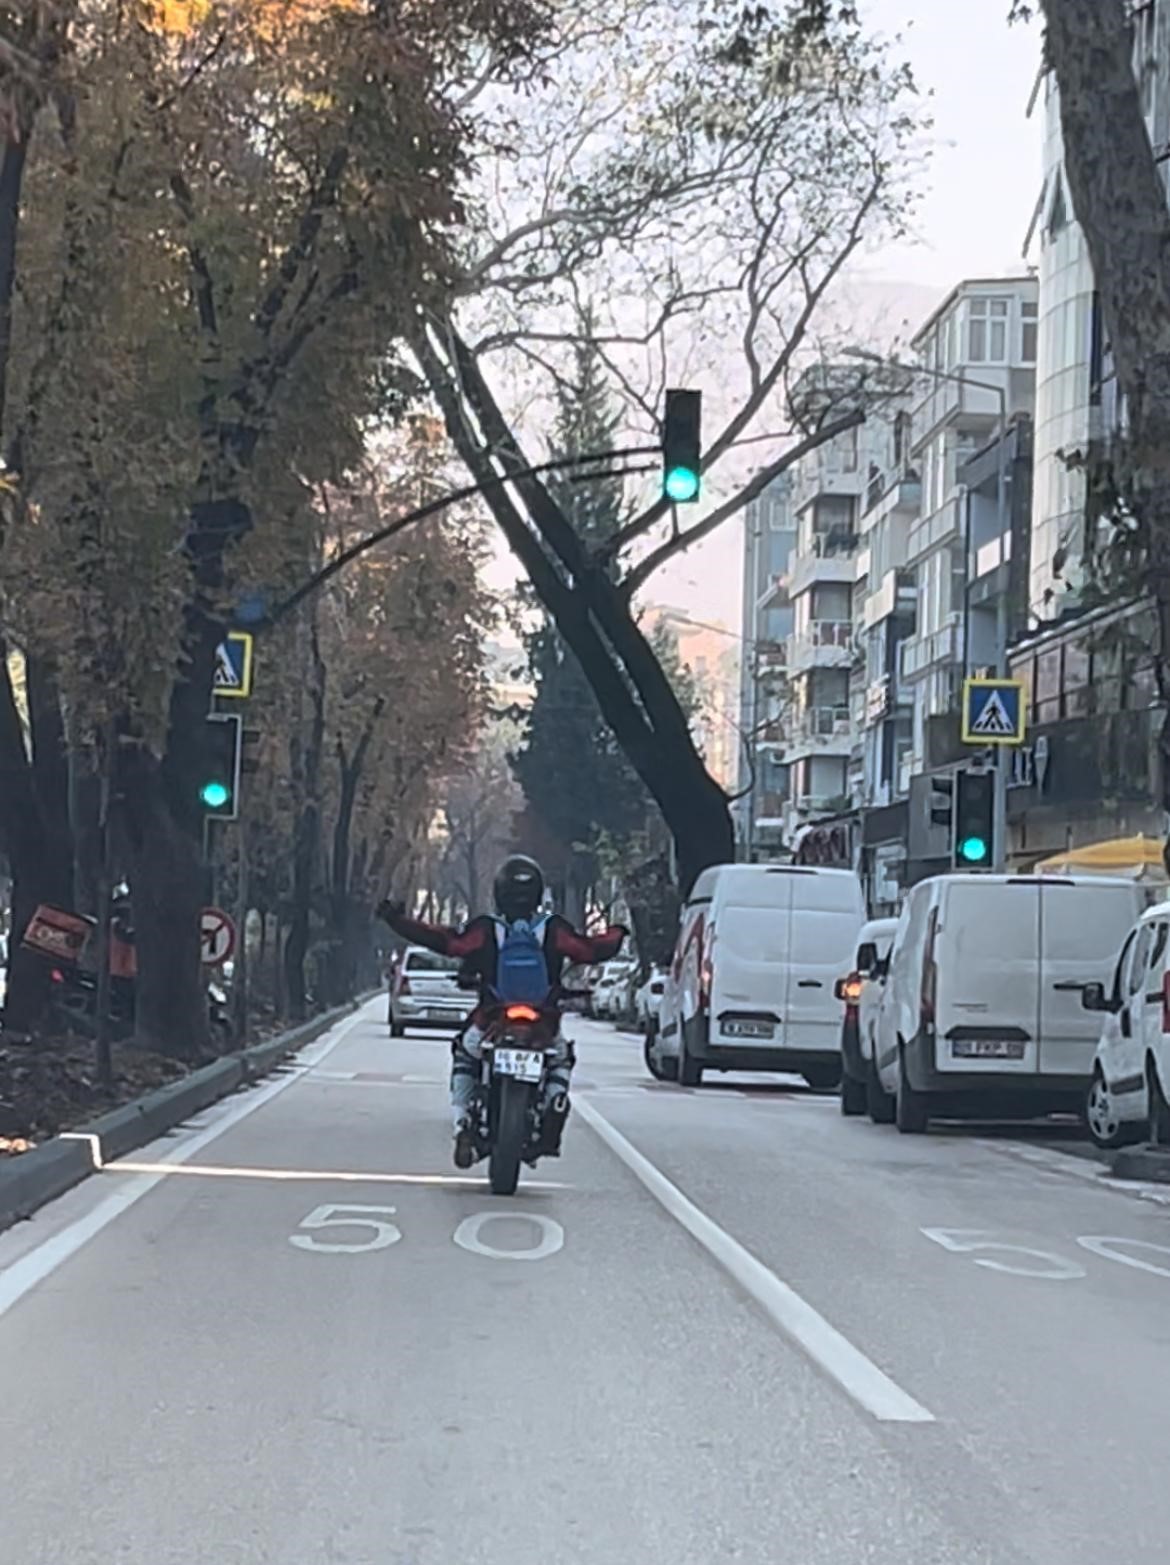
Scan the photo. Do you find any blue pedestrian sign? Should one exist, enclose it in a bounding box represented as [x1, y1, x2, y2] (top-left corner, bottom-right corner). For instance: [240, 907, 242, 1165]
[961, 677, 1025, 746]
[214, 631, 254, 699]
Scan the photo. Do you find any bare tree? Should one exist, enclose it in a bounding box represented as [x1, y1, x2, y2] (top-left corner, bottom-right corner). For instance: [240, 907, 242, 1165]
[410, 0, 923, 887]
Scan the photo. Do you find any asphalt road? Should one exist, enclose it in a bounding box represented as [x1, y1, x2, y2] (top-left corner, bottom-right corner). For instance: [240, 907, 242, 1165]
[3, 1000, 1170, 1563]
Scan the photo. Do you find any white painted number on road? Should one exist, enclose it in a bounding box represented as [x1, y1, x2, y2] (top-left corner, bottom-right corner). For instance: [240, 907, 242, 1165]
[289, 1203, 403, 1254]
[1077, 1236, 1170, 1279]
[921, 1228, 1086, 1280]
[453, 1212, 564, 1262]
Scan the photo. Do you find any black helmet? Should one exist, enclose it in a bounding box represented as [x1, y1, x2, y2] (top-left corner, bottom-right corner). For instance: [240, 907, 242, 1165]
[493, 854, 544, 921]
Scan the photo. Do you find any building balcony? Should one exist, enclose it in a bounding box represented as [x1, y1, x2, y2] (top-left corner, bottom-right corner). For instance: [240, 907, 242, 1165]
[784, 705, 854, 763]
[900, 617, 961, 682]
[862, 472, 922, 532]
[906, 495, 962, 566]
[787, 542, 856, 600]
[972, 528, 1012, 582]
[861, 673, 913, 728]
[910, 367, 1008, 453]
[863, 569, 918, 630]
[791, 459, 867, 517]
[787, 620, 853, 672]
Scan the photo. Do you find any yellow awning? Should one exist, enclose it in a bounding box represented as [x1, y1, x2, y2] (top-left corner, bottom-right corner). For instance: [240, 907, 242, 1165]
[1035, 835, 1167, 876]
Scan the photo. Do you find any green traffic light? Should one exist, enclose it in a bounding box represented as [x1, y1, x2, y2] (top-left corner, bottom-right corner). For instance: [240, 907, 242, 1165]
[958, 836, 989, 864]
[664, 465, 700, 502]
[200, 780, 231, 809]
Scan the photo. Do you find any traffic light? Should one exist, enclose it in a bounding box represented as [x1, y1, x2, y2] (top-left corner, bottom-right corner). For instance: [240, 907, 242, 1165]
[954, 768, 994, 868]
[662, 388, 701, 502]
[200, 714, 241, 819]
[929, 776, 954, 830]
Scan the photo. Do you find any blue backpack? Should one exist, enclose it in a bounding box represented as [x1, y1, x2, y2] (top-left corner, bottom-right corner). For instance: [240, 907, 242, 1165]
[492, 916, 551, 1006]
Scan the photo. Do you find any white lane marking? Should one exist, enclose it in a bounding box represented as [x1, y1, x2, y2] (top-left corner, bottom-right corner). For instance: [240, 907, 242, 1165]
[59, 1132, 104, 1170]
[921, 1226, 1085, 1280]
[110, 1162, 571, 1190]
[0, 1004, 373, 1320]
[974, 1138, 1170, 1207]
[289, 1203, 403, 1253]
[576, 1096, 934, 1424]
[1077, 1236, 1170, 1278]
[453, 1211, 564, 1262]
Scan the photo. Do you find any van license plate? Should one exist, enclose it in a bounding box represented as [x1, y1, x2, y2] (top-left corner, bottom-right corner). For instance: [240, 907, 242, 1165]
[724, 1020, 775, 1040]
[952, 1039, 1026, 1060]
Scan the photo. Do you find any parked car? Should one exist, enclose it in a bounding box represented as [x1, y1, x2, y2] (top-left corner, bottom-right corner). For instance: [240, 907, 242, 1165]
[389, 946, 469, 1036]
[1080, 898, 1170, 1149]
[835, 918, 898, 1118]
[654, 863, 865, 1088]
[593, 960, 637, 1021]
[635, 968, 667, 1029]
[871, 873, 1145, 1134]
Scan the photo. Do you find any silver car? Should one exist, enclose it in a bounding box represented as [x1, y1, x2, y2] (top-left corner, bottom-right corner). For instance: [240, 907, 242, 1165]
[389, 946, 470, 1036]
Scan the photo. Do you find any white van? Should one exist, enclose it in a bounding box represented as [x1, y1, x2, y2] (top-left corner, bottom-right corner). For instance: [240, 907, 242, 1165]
[654, 864, 865, 1088]
[871, 874, 1145, 1133]
[836, 917, 898, 1117]
[1081, 898, 1170, 1149]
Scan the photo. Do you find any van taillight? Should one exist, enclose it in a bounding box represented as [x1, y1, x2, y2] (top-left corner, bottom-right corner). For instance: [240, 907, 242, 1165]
[920, 912, 938, 1029]
[1162, 971, 1170, 1035]
[398, 974, 411, 997]
[700, 926, 714, 1009]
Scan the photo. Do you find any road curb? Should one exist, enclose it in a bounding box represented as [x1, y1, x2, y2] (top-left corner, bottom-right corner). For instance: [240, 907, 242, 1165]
[1111, 1144, 1170, 1184]
[0, 999, 360, 1235]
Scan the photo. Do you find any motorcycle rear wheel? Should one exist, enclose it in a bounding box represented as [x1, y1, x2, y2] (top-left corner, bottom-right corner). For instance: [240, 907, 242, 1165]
[489, 1077, 530, 1196]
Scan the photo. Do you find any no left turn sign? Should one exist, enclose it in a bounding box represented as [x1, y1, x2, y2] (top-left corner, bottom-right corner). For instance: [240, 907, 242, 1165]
[200, 907, 236, 967]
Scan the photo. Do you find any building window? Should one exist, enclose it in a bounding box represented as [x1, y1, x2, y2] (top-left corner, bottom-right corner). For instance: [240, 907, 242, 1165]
[1035, 647, 1062, 726]
[893, 410, 910, 470]
[1021, 299, 1038, 363]
[1047, 174, 1068, 241]
[968, 297, 1010, 364]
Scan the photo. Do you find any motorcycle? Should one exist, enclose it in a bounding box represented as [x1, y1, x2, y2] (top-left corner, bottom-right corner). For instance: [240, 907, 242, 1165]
[473, 1001, 564, 1197]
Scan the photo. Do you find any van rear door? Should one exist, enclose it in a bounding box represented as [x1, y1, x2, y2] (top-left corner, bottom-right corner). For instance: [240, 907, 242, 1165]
[1038, 881, 1142, 1078]
[708, 870, 792, 1049]
[933, 880, 1041, 1074]
[783, 871, 865, 1055]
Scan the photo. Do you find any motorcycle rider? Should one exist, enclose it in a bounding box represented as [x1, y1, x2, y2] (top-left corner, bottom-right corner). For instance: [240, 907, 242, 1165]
[377, 855, 626, 1168]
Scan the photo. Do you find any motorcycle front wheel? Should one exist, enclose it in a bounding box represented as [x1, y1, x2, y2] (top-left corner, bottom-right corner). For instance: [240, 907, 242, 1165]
[489, 1076, 531, 1196]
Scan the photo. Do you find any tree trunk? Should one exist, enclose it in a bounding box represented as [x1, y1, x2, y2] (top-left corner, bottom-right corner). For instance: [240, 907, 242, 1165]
[118, 747, 208, 1060]
[284, 801, 319, 1022]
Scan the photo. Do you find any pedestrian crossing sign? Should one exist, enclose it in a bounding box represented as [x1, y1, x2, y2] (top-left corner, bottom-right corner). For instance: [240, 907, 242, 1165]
[961, 677, 1025, 746]
[213, 631, 254, 699]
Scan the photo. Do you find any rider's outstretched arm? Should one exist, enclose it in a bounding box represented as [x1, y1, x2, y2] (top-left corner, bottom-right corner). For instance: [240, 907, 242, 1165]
[550, 919, 628, 966]
[376, 901, 490, 960]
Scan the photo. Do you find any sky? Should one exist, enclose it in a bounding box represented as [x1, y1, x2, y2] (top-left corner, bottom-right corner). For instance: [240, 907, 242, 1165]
[487, 0, 1045, 639]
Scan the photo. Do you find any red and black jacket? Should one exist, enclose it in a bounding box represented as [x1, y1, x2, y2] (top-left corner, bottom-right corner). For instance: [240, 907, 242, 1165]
[384, 909, 625, 1025]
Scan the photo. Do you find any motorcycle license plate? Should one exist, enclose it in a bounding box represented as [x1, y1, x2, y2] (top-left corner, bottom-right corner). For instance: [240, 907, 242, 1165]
[493, 1048, 543, 1081]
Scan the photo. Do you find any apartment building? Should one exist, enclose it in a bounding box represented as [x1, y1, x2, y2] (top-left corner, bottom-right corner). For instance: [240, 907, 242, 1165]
[901, 277, 1038, 779]
[780, 368, 881, 842]
[1005, 0, 1169, 862]
[735, 474, 796, 859]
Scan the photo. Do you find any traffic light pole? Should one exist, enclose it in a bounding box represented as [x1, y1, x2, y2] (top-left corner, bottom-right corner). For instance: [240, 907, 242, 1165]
[992, 418, 1009, 872]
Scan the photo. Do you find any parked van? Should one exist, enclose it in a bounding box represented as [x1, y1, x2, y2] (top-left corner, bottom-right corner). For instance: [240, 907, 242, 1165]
[654, 864, 865, 1088]
[836, 917, 898, 1117]
[1081, 898, 1170, 1149]
[871, 874, 1145, 1133]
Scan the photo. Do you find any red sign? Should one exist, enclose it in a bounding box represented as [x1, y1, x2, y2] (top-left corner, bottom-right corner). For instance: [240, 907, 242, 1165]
[200, 907, 236, 967]
[21, 905, 94, 964]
